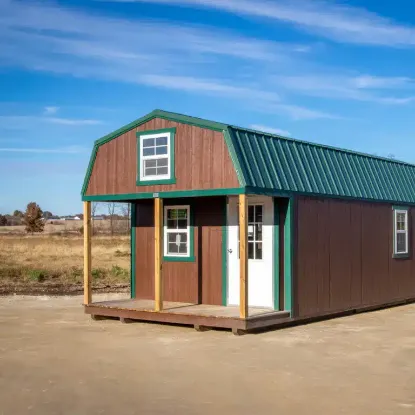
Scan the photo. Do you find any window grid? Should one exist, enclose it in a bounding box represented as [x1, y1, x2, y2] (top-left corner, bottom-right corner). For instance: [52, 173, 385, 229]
[238, 204, 263, 260]
[394, 209, 409, 255]
[164, 206, 190, 257]
[140, 132, 170, 181]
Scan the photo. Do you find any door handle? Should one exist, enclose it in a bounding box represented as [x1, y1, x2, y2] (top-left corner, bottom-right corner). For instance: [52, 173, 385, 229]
[228, 248, 233, 253]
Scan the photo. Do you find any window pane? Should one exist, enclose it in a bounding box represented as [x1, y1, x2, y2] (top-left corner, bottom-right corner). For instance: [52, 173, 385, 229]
[145, 159, 157, 168]
[178, 243, 187, 254]
[248, 225, 254, 241]
[248, 206, 254, 223]
[397, 213, 406, 231]
[177, 219, 187, 229]
[168, 243, 178, 254]
[168, 232, 179, 242]
[143, 147, 155, 157]
[255, 224, 262, 241]
[156, 146, 168, 155]
[255, 205, 263, 222]
[157, 158, 168, 167]
[248, 242, 254, 259]
[255, 242, 263, 260]
[176, 209, 188, 219]
[397, 233, 407, 253]
[143, 138, 155, 147]
[167, 219, 177, 229]
[157, 167, 168, 175]
[156, 136, 168, 146]
[145, 167, 156, 176]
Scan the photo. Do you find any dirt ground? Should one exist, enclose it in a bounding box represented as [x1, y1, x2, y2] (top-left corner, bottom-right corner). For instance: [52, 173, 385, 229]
[1, 295, 415, 415]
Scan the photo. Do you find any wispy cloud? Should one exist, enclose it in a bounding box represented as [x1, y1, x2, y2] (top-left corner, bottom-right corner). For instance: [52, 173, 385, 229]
[273, 74, 415, 104]
[122, 0, 415, 47]
[0, 115, 102, 129]
[0, 146, 87, 154]
[250, 124, 291, 136]
[44, 106, 59, 115]
[46, 117, 102, 126]
[0, 0, 336, 120]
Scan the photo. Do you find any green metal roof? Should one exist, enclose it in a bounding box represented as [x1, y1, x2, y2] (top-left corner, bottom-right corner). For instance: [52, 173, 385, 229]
[227, 125, 415, 203]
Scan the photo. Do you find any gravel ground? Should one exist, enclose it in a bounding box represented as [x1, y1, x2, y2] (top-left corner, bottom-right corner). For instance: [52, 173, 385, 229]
[1, 294, 415, 415]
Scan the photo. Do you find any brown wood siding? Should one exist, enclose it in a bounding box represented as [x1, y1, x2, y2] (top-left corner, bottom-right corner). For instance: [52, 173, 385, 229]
[295, 196, 415, 318]
[133, 197, 225, 304]
[86, 118, 239, 195]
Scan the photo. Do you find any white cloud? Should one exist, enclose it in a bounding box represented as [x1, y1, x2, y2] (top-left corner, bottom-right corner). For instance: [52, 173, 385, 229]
[0, 115, 102, 129]
[0, 0, 336, 120]
[0, 146, 87, 154]
[250, 124, 291, 136]
[121, 0, 415, 47]
[273, 75, 415, 104]
[44, 106, 59, 115]
[46, 117, 102, 126]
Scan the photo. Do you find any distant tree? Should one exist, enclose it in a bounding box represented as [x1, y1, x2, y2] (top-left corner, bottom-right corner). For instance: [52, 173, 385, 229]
[43, 211, 53, 220]
[13, 210, 23, 218]
[107, 202, 117, 236]
[0, 215, 8, 226]
[23, 202, 45, 233]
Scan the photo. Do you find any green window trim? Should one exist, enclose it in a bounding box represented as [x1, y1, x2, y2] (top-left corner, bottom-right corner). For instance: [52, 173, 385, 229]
[163, 203, 195, 263]
[392, 206, 410, 259]
[136, 128, 176, 186]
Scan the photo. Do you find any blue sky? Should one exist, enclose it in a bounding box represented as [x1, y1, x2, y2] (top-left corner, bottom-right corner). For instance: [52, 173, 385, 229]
[1, 0, 415, 214]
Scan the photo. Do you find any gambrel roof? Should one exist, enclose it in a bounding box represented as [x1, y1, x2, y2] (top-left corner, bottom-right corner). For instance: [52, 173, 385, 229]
[82, 109, 415, 204]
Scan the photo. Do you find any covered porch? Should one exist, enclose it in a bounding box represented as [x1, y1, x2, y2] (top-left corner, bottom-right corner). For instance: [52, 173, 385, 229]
[82, 192, 292, 333]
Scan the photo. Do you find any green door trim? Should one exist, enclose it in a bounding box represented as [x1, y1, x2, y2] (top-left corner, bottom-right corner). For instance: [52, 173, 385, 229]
[284, 197, 294, 316]
[273, 198, 280, 310]
[221, 197, 228, 305]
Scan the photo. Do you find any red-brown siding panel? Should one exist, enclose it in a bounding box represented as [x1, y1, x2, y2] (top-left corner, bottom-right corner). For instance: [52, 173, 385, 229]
[295, 196, 415, 318]
[86, 118, 239, 195]
[133, 197, 225, 305]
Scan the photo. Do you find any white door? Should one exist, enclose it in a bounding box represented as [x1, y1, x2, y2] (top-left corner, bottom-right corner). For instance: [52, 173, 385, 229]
[227, 196, 274, 308]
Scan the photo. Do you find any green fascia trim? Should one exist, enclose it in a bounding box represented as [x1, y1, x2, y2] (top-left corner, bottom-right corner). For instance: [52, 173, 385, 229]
[245, 186, 415, 206]
[273, 199, 280, 311]
[221, 197, 228, 306]
[284, 197, 293, 316]
[130, 203, 136, 299]
[162, 200, 195, 263]
[392, 206, 411, 259]
[136, 128, 177, 186]
[82, 187, 243, 201]
[223, 128, 246, 187]
[81, 144, 99, 196]
[81, 109, 227, 196]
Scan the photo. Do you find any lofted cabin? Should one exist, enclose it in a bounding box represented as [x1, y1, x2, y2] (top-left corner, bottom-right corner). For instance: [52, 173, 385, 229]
[81, 110, 415, 333]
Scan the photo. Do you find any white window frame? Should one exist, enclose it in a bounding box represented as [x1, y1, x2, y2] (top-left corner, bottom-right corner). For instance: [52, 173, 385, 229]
[164, 205, 190, 258]
[139, 132, 171, 182]
[394, 209, 409, 255]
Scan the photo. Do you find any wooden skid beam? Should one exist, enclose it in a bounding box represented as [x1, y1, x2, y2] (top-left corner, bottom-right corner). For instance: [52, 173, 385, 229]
[239, 194, 248, 318]
[83, 201, 92, 305]
[154, 198, 163, 312]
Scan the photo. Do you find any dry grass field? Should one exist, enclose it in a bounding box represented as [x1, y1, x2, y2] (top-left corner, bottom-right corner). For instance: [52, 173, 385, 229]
[0, 229, 131, 295]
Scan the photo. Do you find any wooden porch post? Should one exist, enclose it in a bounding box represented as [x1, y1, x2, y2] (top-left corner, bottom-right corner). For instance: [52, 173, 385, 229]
[83, 201, 92, 305]
[154, 198, 163, 311]
[239, 194, 248, 318]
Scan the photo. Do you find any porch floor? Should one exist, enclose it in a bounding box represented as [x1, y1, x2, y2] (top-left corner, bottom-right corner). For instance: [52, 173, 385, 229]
[84, 299, 291, 332]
